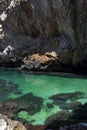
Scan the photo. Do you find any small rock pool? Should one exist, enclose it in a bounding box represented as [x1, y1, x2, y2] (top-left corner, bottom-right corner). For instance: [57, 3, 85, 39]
[0, 68, 87, 125]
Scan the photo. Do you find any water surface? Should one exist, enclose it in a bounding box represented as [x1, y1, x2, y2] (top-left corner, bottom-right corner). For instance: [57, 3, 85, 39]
[0, 68, 87, 124]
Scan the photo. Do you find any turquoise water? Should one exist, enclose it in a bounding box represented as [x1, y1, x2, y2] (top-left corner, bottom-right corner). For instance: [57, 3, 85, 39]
[0, 68, 87, 124]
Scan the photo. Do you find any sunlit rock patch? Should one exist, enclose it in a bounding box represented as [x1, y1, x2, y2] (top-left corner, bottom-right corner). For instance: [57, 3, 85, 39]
[22, 51, 58, 70]
[0, 113, 26, 130]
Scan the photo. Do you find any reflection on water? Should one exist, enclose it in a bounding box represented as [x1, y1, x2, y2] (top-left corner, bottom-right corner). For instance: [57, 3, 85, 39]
[0, 68, 87, 125]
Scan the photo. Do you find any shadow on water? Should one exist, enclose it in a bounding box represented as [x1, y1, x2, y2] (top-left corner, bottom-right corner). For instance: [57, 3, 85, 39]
[1, 66, 87, 79]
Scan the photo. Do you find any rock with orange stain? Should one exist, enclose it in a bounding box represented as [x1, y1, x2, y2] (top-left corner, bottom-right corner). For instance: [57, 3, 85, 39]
[22, 52, 58, 70]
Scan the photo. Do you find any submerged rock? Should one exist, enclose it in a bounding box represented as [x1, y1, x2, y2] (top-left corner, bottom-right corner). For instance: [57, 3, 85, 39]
[45, 110, 70, 125]
[12, 92, 43, 115]
[0, 93, 43, 120]
[49, 91, 86, 101]
[49, 91, 87, 110]
[45, 107, 87, 130]
[59, 101, 81, 110]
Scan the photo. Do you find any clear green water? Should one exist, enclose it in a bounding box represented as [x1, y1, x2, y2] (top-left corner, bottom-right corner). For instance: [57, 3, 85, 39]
[0, 68, 87, 124]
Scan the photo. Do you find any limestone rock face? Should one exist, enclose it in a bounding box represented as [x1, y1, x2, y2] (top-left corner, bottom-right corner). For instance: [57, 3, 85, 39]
[0, 0, 87, 72]
[0, 114, 26, 130]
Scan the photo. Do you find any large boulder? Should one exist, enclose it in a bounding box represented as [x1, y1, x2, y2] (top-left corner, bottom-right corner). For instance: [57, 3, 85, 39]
[22, 52, 58, 70]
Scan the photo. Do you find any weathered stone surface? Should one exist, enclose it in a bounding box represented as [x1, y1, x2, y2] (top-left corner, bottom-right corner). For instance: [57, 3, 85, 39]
[0, 0, 87, 72]
[0, 113, 26, 130]
[22, 52, 58, 70]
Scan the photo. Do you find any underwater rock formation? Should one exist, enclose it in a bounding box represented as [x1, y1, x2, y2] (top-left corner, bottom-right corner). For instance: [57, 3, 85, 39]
[0, 93, 43, 120]
[0, 0, 87, 72]
[45, 102, 87, 130]
[45, 110, 71, 125]
[49, 91, 86, 101]
[49, 91, 86, 109]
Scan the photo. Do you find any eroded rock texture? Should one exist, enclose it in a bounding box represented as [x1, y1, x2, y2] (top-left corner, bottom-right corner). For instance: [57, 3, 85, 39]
[0, 113, 26, 130]
[0, 0, 87, 72]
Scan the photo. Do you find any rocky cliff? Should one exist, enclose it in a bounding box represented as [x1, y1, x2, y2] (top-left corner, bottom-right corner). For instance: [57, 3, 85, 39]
[0, 0, 87, 72]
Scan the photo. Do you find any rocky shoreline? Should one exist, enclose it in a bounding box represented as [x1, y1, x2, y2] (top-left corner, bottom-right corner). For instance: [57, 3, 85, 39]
[0, 89, 87, 130]
[0, 112, 87, 130]
[0, 44, 87, 74]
